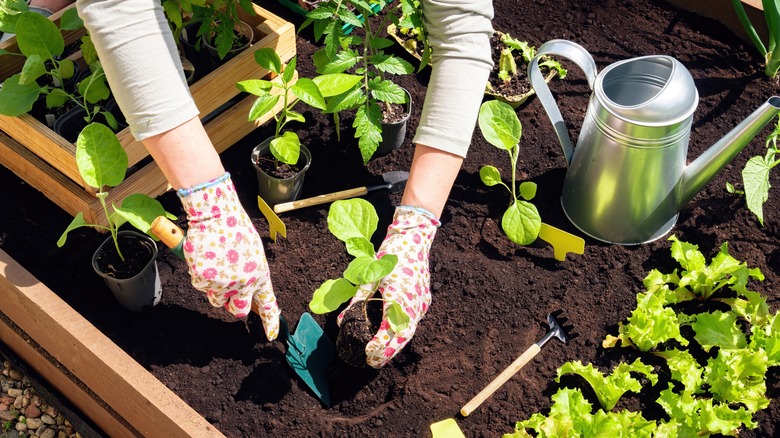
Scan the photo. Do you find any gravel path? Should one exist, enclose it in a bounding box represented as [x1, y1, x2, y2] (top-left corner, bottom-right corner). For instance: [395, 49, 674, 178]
[0, 343, 101, 438]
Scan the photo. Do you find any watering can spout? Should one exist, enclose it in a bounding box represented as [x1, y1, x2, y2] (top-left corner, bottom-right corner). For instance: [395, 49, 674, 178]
[680, 96, 780, 209]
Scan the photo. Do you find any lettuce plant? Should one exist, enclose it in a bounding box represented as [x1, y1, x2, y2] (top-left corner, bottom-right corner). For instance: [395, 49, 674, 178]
[308, 198, 409, 333]
[478, 99, 541, 245]
[506, 236, 778, 437]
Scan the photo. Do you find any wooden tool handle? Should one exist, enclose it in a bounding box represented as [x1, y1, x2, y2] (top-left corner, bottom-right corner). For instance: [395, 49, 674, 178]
[460, 343, 542, 417]
[273, 187, 369, 213]
[150, 216, 184, 250]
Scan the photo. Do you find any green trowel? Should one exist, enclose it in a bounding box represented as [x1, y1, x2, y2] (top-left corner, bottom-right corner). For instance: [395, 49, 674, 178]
[150, 216, 335, 406]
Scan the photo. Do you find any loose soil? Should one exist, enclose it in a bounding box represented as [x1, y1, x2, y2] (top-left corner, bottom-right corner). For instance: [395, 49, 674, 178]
[1, 0, 779, 436]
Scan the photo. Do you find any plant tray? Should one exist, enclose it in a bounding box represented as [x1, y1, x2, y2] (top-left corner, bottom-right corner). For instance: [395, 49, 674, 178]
[0, 2, 296, 227]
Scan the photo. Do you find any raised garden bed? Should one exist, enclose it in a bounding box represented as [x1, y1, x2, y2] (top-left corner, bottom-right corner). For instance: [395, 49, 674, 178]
[1, 0, 779, 436]
[0, 2, 296, 227]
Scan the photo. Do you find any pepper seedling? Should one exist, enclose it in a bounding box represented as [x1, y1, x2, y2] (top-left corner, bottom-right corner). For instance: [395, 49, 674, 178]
[308, 198, 409, 334]
[57, 123, 175, 261]
[478, 99, 541, 245]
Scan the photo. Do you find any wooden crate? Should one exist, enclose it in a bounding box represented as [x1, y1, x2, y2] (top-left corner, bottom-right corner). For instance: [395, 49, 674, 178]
[0, 3, 296, 226]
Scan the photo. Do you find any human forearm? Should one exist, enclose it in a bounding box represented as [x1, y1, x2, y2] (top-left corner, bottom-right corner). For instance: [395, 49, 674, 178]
[401, 145, 463, 218]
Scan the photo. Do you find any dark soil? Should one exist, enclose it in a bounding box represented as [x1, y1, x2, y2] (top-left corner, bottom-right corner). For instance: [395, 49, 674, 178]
[93, 233, 156, 280]
[255, 152, 307, 179]
[2, 0, 780, 437]
[486, 31, 534, 99]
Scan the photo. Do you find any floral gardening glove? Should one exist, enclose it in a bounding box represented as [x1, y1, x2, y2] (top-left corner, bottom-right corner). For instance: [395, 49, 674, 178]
[337, 206, 441, 368]
[178, 173, 281, 341]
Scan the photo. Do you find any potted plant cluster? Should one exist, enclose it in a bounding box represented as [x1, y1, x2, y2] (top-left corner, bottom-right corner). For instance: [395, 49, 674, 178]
[0, 7, 119, 140]
[237, 47, 361, 205]
[302, 0, 416, 162]
[57, 122, 176, 312]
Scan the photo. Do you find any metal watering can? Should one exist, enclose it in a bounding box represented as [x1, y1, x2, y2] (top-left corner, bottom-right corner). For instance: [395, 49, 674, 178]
[528, 39, 780, 244]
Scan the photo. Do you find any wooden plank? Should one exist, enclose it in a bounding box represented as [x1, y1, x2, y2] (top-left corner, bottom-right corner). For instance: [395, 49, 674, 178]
[0, 312, 135, 437]
[0, 249, 224, 438]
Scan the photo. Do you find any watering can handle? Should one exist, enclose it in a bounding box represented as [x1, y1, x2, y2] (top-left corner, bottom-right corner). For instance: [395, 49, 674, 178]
[528, 39, 598, 165]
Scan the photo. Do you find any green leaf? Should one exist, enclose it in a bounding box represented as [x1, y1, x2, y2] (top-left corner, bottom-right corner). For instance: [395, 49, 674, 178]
[113, 194, 170, 236]
[354, 103, 382, 163]
[556, 359, 656, 411]
[312, 73, 362, 97]
[479, 165, 503, 187]
[625, 291, 688, 351]
[269, 131, 301, 165]
[282, 56, 296, 84]
[690, 310, 747, 352]
[327, 198, 378, 242]
[704, 348, 769, 412]
[16, 12, 63, 59]
[59, 7, 84, 31]
[291, 77, 326, 110]
[76, 123, 128, 189]
[343, 254, 398, 286]
[653, 349, 704, 394]
[518, 182, 537, 200]
[478, 100, 522, 150]
[57, 58, 75, 81]
[0, 74, 40, 116]
[236, 79, 273, 96]
[247, 94, 279, 121]
[79, 71, 111, 104]
[741, 154, 773, 225]
[369, 36, 395, 50]
[45, 88, 68, 109]
[56, 212, 90, 247]
[285, 110, 305, 124]
[386, 301, 410, 333]
[309, 278, 358, 314]
[325, 87, 364, 113]
[344, 236, 375, 259]
[254, 48, 282, 74]
[19, 54, 46, 85]
[371, 53, 414, 75]
[501, 200, 541, 245]
[369, 78, 407, 104]
[0, 0, 28, 34]
[316, 49, 360, 74]
[79, 36, 97, 67]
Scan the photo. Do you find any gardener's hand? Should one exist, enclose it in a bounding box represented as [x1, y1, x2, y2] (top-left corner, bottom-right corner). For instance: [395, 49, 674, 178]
[338, 206, 441, 368]
[178, 173, 281, 340]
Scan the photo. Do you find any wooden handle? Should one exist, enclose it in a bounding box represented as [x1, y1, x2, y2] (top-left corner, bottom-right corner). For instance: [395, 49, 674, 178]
[150, 216, 184, 250]
[273, 186, 369, 213]
[460, 343, 541, 417]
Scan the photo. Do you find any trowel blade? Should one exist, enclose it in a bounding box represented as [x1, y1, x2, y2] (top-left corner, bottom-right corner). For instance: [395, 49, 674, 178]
[284, 312, 335, 406]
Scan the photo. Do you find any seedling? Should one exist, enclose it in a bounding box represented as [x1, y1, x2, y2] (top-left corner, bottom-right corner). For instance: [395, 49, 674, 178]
[497, 33, 565, 84]
[57, 123, 175, 261]
[188, 0, 256, 60]
[478, 99, 541, 245]
[302, 0, 416, 162]
[731, 0, 780, 78]
[0, 8, 116, 128]
[237, 48, 361, 167]
[727, 114, 780, 225]
[308, 198, 409, 334]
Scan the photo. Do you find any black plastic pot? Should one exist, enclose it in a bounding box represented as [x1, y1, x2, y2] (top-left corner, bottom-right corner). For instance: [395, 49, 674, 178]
[251, 137, 312, 206]
[374, 87, 412, 158]
[92, 231, 161, 312]
[53, 106, 88, 143]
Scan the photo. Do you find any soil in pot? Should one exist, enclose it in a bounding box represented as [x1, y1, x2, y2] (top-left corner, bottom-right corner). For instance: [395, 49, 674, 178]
[94, 233, 156, 279]
[254, 152, 306, 179]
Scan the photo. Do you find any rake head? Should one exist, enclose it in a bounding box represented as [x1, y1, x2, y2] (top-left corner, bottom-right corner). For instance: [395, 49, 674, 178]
[543, 310, 577, 346]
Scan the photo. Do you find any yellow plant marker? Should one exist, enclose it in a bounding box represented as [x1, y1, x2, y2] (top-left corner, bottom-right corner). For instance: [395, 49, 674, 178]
[257, 196, 287, 242]
[430, 418, 466, 438]
[538, 223, 585, 261]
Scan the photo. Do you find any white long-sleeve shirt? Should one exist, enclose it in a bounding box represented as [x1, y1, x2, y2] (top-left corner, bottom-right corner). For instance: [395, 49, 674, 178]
[76, 0, 493, 157]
